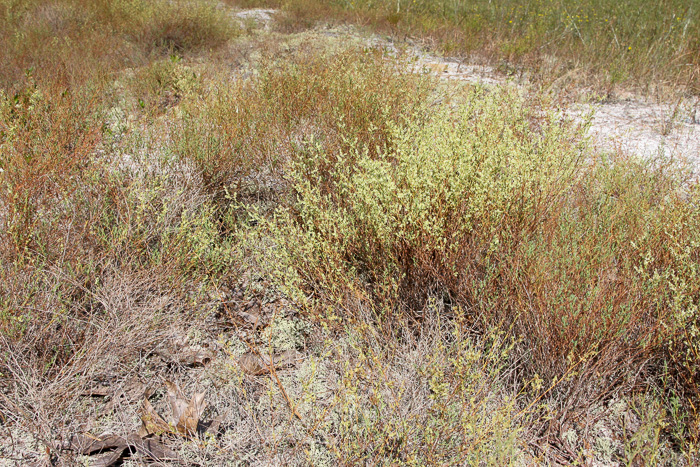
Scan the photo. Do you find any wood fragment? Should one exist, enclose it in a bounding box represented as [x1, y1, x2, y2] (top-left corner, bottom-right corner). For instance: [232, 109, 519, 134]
[67, 432, 181, 466]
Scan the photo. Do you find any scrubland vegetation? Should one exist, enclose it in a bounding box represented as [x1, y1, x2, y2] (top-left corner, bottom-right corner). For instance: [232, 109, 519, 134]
[1, 0, 699, 465]
[251, 0, 700, 97]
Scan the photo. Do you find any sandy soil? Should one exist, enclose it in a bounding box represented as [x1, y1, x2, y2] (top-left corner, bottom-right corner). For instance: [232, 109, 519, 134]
[569, 100, 699, 166]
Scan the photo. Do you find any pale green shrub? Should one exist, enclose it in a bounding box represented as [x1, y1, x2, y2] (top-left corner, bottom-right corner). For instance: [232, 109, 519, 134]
[264, 86, 586, 314]
[257, 85, 700, 446]
[173, 45, 432, 205]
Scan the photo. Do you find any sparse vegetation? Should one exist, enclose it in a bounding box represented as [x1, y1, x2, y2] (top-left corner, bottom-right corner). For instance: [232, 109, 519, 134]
[1, 0, 699, 465]
[246, 0, 700, 97]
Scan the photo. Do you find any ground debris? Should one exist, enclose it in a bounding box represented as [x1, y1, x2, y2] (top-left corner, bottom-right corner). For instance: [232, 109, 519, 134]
[164, 380, 207, 438]
[64, 432, 181, 466]
[156, 345, 215, 367]
[238, 349, 301, 375]
[137, 380, 208, 438]
[62, 381, 213, 465]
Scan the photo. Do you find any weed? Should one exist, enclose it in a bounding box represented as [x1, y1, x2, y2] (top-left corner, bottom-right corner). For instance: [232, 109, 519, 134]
[0, 0, 238, 90]
[2, 1, 700, 463]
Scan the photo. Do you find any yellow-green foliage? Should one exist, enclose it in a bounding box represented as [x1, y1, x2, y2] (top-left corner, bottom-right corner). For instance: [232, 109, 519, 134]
[265, 87, 585, 313]
[2, 0, 700, 458]
[249, 314, 523, 465]
[259, 87, 700, 435]
[173, 46, 432, 200]
[327, 320, 523, 464]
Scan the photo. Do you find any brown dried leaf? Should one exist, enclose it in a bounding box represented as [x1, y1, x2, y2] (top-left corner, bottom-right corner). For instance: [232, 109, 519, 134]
[129, 434, 180, 463]
[165, 380, 207, 437]
[176, 392, 207, 436]
[66, 432, 182, 466]
[139, 399, 171, 437]
[165, 380, 188, 423]
[91, 447, 128, 467]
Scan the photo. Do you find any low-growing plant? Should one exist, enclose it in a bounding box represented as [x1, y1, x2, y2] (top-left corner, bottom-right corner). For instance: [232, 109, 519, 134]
[173, 45, 433, 206]
[0, 81, 102, 260]
[2, 1, 700, 462]
[0, 84, 234, 384]
[234, 308, 525, 465]
[0, 0, 238, 91]
[256, 86, 700, 444]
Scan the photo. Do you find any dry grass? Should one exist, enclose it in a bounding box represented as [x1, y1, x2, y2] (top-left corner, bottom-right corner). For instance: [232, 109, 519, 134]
[1, 1, 699, 465]
[254, 85, 700, 456]
[0, 0, 238, 91]
[172, 42, 433, 211]
[235, 0, 700, 98]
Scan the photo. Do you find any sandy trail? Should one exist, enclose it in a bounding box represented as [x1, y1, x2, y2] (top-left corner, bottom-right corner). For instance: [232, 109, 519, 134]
[569, 100, 699, 165]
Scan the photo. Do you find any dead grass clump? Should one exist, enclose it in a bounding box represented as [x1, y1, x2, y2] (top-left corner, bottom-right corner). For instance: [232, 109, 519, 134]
[197, 306, 523, 465]
[0, 269, 203, 460]
[102, 0, 238, 55]
[0, 88, 235, 455]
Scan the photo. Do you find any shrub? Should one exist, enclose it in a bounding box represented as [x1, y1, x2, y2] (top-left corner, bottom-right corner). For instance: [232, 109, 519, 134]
[258, 86, 700, 433]
[0, 84, 231, 375]
[102, 0, 238, 55]
[264, 87, 586, 318]
[173, 45, 432, 205]
[0, 82, 102, 260]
